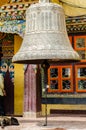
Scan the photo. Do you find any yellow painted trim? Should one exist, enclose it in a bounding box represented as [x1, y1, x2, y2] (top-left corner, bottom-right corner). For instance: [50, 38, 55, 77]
[14, 35, 24, 115]
[51, 0, 60, 4]
[42, 104, 86, 116]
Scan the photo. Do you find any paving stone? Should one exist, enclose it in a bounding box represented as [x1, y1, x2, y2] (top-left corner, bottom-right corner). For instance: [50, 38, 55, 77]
[0, 116, 86, 130]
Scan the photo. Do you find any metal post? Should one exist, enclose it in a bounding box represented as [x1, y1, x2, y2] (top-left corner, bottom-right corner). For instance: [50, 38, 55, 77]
[44, 85, 47, 126]
[41, 60, 50, 126]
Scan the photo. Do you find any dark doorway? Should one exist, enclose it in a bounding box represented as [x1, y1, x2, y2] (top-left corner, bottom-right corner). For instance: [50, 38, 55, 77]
[0, 33, 14, 115]
[4, 70, 14, 115]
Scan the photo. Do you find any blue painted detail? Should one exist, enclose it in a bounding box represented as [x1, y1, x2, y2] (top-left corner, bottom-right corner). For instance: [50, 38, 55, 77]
[42, 98, 86, 104]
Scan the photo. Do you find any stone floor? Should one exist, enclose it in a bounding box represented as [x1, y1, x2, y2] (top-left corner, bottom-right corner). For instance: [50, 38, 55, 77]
[0, 115, 86, 130]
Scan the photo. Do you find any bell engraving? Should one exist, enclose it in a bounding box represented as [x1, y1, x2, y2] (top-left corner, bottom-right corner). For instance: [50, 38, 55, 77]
[12, 0, 80, 64]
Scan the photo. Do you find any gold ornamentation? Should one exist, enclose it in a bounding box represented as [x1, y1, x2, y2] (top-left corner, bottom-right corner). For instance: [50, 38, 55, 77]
[0, 33, 6, 40]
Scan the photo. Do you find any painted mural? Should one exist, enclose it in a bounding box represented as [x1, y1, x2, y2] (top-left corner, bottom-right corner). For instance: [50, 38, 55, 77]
[0, 33, 14, 82]
[0, 33, 14, 115]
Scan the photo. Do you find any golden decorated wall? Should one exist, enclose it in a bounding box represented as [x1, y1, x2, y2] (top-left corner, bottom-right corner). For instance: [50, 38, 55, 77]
[0, 0, 7, 6]
[14, 35, 24, 115]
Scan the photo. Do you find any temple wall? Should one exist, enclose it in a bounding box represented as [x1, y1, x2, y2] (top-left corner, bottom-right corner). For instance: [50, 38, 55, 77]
[14, 35, 24, 115]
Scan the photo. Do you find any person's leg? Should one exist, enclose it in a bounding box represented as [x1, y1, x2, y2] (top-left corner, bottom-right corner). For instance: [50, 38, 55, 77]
[0, 96, 5, 116]
[0, 95, 2, 115]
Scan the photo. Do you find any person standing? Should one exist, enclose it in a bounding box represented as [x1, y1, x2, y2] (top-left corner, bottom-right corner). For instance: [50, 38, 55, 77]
[0, 73, 5, 116]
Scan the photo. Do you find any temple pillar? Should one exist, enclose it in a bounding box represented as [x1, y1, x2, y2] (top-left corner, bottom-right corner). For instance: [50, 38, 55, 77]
[23, 64, 41, 118]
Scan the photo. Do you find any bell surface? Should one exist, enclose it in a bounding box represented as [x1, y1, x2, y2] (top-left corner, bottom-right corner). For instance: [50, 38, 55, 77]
[12, 0, 80, 64]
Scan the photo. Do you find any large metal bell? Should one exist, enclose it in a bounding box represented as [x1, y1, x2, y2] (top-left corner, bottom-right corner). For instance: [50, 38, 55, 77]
[12, 0, 80, 64]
